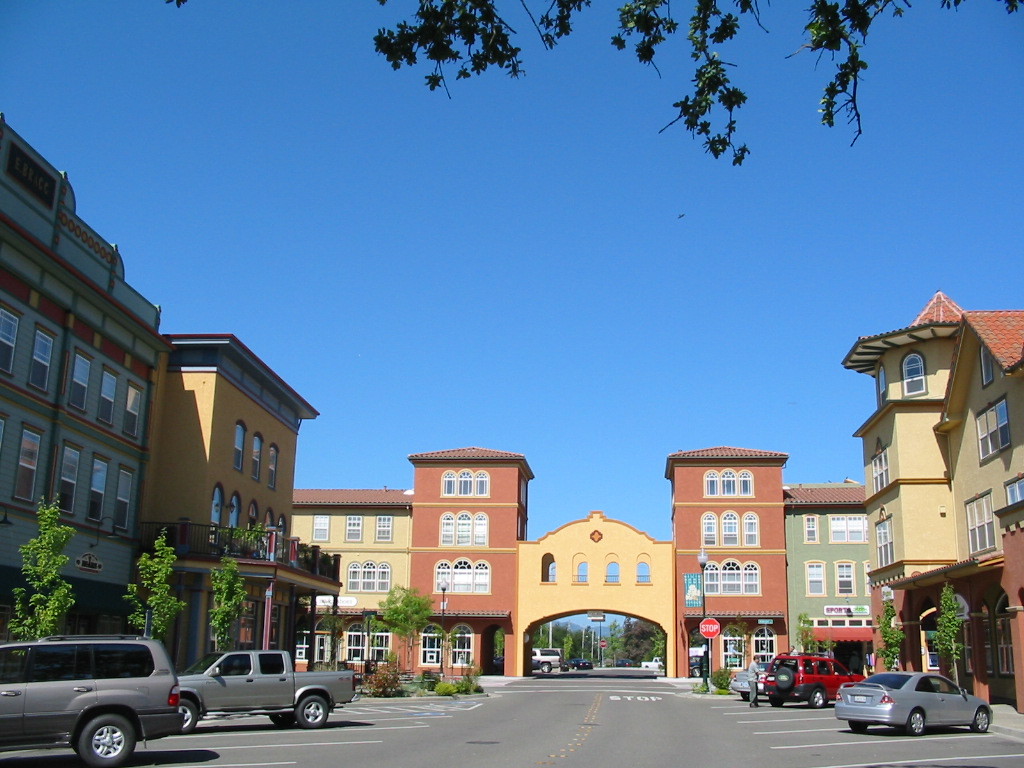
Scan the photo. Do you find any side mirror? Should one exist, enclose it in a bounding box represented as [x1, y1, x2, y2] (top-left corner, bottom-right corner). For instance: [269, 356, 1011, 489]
[960, 687, 969, 699]
[210, 666, 221, 677]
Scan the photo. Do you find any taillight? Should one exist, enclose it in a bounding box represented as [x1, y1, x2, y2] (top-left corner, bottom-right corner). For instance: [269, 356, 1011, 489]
[879, 693, 895, 705]
[168, 684, 181, 707]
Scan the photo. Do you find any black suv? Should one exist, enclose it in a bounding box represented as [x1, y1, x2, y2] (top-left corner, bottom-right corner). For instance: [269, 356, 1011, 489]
[0, 635, 183, 767]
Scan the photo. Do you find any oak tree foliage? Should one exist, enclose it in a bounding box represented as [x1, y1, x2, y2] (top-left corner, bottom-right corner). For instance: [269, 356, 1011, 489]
[169, 0, 1020, 164]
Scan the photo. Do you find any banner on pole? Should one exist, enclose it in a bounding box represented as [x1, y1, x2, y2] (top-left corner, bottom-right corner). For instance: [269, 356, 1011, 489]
[684, 573, 703, 608]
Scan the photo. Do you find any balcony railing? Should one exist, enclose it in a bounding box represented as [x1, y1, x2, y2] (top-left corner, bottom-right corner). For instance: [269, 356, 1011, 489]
[139, 521, 339, 580]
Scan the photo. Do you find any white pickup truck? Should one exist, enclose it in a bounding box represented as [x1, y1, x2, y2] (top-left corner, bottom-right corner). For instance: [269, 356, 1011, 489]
[176, 650, 357, 733]
[640, 657, 664, 671]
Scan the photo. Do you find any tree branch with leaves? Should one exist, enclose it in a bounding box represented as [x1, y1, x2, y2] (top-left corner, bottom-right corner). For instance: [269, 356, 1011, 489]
[10, 501, 76, 640]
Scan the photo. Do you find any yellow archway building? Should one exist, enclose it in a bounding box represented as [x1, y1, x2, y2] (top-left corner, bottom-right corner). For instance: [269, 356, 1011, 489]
[514, 511, 677, 676]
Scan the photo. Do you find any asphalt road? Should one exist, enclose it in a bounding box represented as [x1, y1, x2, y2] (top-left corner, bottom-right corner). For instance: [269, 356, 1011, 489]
[3, 670, 1024, 768]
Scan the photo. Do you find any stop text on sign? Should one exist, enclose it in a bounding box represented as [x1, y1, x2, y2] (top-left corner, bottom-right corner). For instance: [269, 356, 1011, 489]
[699, 618, 721, 639]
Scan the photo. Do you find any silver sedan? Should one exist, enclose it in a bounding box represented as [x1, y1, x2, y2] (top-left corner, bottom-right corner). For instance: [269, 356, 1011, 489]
[835, 671, 992, 736]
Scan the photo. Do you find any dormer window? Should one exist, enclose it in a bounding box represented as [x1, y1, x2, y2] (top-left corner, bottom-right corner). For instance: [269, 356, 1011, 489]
[902, 353, 926, 396]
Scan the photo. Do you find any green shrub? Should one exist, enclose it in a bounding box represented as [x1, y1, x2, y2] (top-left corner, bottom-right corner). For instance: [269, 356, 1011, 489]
[455, 668, 482, 694]
[710, 667, 732, 693]
[364, 660, 405, 698]
[433, 681, 458, 696]
[692, 682, 709, 694]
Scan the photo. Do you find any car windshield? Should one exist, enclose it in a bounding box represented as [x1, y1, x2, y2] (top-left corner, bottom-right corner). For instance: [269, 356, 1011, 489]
[180, 652, 223, 675]
[861, 673, 911, 689]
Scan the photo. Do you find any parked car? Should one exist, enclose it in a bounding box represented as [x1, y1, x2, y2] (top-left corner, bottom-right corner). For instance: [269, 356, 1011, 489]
[568, 658, 593, 670]
[761, 654, 864, 708]
[176, 649, 357, 733]
[532, 648, 568, 673]
[0, 634, 183, 768]
[615, 658, 635, 667]
[729, 662, 768, 701]
[835, 671, 992, 736]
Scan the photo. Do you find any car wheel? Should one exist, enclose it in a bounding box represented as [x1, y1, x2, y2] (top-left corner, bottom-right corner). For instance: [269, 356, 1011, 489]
[541, 662, 552, 673]
[295, 694, 330, 729]
[849, 721, 869, 733]
[768, 697, 784, 708]
[774, 667, 795, 692]
[75, 713, 136, 768]
[970, 707, 990, 733]
[269, 712, 296, 728]
[808, 688, 826, 709]
[905, 708, 926, 736]
[739, 692, 749, 702]
[179, 698, 200, 734]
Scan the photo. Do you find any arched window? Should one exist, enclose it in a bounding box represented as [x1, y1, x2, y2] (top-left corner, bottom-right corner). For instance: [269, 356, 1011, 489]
[721, 470, 737, 496]
[605, 562, 620, 584]
[346, 622, 365, 661]
[456, 512, 472, 545]
[451, 624, 473, 667]
[541, 553, 556, 583]
[276, 514, 287, 538]
[704, 471, 719, 496]
[210, 486, 224, 526]
[877, 364, 887, 405]
[347, 562, 361, 592]
[377, 562, 392, 592]
[233, 422, 246, 471]
[421, 624, 442, 666]
[435, 561, 452, 592]
[996, 593, 1014, 674]
[452, 559, 473, 592]
[703, 563, 720, 594]
[722, 512, 739, 546]
[251, 433, 263, 480]
[440, 513, 455, 546]
[575, 561, 589, 584]
[268, 445, 279, 489]
[227, 494, 241, 528]
[702, 513, 717, 546]
[362, 561, 377, 592]
[636, 561, 651, 584]
[442, 471, 457, 496]
[721, 560, 742, 593]
[722, 627, 744, 669]
[473, 561, 490, 593]
[738, 471, 753, 496]
[743, 563, 760, 594]
[474, 471, 489, 496]
[473, 513, 488, 546]
[743, 513, 759, 546]
[902, 353, 926, 396]
[754, 627, 776, 664]
[458, 470, 473, 496]
[263, 508, 274, 528]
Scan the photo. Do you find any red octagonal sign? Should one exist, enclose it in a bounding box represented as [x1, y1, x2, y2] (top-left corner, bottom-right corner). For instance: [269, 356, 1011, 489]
[699, 618, 721, 639]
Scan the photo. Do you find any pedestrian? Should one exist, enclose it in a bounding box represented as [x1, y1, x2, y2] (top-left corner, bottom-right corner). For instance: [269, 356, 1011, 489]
[748, 658, 760, 707]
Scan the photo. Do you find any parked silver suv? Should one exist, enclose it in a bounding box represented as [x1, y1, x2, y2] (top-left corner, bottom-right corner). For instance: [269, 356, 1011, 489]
[0, 634, 183, 767]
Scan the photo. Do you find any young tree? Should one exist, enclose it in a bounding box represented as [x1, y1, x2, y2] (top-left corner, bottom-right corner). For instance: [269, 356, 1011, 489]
[209, 557, 247, 650]
[877, 597, 906, 672]
[796, 612, 816, 653]
[10, 500, 76, 640]
[562, 632, 575, 661]
[935, 581, 965, 684]
[378, 585, 434, 671]
[125, 529, 186, 639]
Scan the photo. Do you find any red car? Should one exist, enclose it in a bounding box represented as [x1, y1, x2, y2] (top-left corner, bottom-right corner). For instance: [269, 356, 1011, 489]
[762, 654, 864, 708]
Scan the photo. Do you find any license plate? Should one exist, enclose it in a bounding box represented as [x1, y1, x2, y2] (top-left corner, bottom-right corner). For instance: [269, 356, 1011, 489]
[853, 695, 867, 703]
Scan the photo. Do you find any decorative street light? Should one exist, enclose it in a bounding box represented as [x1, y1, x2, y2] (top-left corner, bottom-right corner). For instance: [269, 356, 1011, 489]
[439, 580, 449, 680]
[698, 547, 710, 690]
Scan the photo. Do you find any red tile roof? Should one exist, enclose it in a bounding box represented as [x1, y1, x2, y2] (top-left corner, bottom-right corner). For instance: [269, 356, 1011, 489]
[408, 447, 526, 461]
[293, 488, 413, 505]
[963, 310, 1024, 371]
[911, 291, 965, 326]
[668, 446, 789, 460]
[783, 483, 865, 505]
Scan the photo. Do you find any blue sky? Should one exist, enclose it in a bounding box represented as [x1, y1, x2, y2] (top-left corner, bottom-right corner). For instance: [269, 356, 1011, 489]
[3, 2, 1021, 542]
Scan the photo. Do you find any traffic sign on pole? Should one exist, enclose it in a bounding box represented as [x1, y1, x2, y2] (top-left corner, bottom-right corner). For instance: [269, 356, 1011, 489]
[600, 639, 608, 649]
[699, 618, 721, 639]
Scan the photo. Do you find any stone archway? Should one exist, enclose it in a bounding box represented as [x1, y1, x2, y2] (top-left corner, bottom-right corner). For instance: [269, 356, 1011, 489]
[514, 511, 677, 676]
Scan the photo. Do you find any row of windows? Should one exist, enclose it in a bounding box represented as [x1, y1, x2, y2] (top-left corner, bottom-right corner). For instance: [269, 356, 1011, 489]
[210, 486, 286, 536]
[311, 515, 394, 543]
[703, 470, 753, 497]
[545, 559, 652, 585]
[233, 423, 279, 488]
[346, 562, 392, 593]
[299, 622, 478, 668]
[3, 419, 135, 524]
[1, 309, 146, 438]
[804, 561, 864, 597]
[803, 514, 868, 544]
[434, 559, 491, 593]
[701, 512, 759, 547]
[700, 561, 761, 594]
[442, 470, 489, 497]
[440, 512, 487, 546]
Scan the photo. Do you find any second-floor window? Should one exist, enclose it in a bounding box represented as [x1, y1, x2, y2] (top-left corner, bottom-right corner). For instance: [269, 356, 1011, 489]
[0, 308, 18, 372]
[346, 515, 363, 542]
[251, 434, 263, 480]
[29, 330, 53, 390]
[702, 513, 717, 546]
[830, 515, 868, 543]
[872, 449, 890, 494]
[312, 514, 329, 541]
[59, 445, 81, 514]
[15, 428, 41, 500]
[233, 423, 246, 470]
[806, 562, 825, 595]
[966, 494, 995, 554]
[115, 469, 133, 528]
[876, 518, 894, 567]
[98, 371, 117, 424]
[89, 458, 108, 521]
[1007, 476, 1024, 506]
[977, 399, 1010, 460]
[376, 515, 393, 542]
[837, 562, 855, 595]
[124, 384, 142, 437]
[267, 446, 278, 489]
[804, 515, 818, 543]
[69, 353, 90, 410]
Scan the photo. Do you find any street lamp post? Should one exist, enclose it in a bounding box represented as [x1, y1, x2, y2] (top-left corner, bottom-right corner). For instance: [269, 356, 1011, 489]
[698, 547, 709, 690]
[439, 581, 448, 680]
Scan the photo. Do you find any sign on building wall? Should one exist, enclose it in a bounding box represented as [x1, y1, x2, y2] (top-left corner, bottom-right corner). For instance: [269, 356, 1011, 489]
[684, 573, 703, 608]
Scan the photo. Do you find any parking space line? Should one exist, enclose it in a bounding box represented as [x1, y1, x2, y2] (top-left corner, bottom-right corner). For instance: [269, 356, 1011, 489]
[805, 753, 1024, 768]
[755, 727, 848, 735]
[772, 733, 992, 749]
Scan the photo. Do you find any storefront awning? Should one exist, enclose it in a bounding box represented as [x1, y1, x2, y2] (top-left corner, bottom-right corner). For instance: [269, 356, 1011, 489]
[812, 627, 873, 642]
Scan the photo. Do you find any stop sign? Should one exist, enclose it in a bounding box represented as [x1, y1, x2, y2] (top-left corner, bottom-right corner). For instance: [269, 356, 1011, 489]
[600, 639, 608, 648]
[699, 618, 721, 639]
